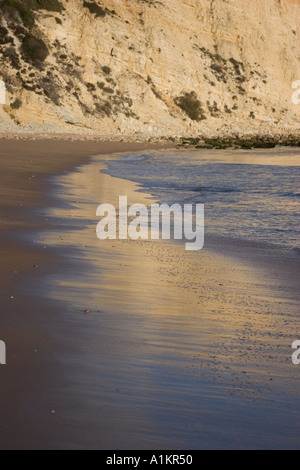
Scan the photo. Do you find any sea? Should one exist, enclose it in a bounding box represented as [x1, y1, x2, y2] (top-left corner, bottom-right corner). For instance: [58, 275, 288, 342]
[102, 147, 300, 254]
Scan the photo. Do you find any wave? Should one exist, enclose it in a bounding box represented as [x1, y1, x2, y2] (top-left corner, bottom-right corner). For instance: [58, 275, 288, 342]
[191, 186, 241, 194]
[102, 148, 299, 250]
[281, 192, 300, 198]
[120, 154, 151, 163]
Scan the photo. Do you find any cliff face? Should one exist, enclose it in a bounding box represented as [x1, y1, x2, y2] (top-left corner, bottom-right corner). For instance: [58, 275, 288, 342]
[0, 0, 300, 137]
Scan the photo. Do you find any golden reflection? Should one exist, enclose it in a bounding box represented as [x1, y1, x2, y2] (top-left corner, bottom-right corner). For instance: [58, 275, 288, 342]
[41, 152, 300, 404]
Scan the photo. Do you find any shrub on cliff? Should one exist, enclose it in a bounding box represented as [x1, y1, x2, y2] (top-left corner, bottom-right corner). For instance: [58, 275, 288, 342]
[10, 98, 22, 109]
[174, 91, 206, 121]
[83, 1, 106, 18]
[0, 0, 64, 29]
[21, 33, 49, 64]
[32, 0, 64, 12]
[0, 1, 36, 28]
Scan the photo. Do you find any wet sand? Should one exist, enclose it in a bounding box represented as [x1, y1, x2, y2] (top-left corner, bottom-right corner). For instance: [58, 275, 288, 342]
[0, 141, 299, 449]
[0, 139, 169, 449]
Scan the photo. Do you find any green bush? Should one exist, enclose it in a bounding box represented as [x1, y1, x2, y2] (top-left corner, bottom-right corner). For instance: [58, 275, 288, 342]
[0, 1, 36, 28]
[102, 65, 111, 75]
[32, 0, 64, 12]
[0, 0, 64, 28]
[83, 1, 106, 18]
[10, 98, 22, 109]
[103, 86, 114, 94]
[174, 91, 206, 121]
[21, 34, 49, 63]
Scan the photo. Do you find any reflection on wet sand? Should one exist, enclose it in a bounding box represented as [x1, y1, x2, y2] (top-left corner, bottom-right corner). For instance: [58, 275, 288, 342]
[34, 153, 300, 449]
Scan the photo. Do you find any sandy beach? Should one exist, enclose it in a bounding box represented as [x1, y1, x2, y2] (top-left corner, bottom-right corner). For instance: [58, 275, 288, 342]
[0, 140, 299, 450]
[0, 139, 168, 449]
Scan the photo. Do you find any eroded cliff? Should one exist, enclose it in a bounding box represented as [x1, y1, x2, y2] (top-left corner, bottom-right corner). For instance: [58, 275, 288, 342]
[0, 0, 299, 137]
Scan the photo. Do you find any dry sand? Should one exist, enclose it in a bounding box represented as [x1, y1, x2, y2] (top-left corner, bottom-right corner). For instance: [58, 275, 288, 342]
[0, 139, 299, 450]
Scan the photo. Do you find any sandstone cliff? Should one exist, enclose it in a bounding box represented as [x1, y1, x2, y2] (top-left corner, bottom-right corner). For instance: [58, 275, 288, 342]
[0, 0, 300, 138]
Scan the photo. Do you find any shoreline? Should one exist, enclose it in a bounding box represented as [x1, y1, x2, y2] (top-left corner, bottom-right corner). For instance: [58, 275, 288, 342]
[1, 131, 300, 150]
[178, 135, 300, 150]
[0, 139, 171, 449]
[42, 152, 300, 449]
[0, 140, 299, 449]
